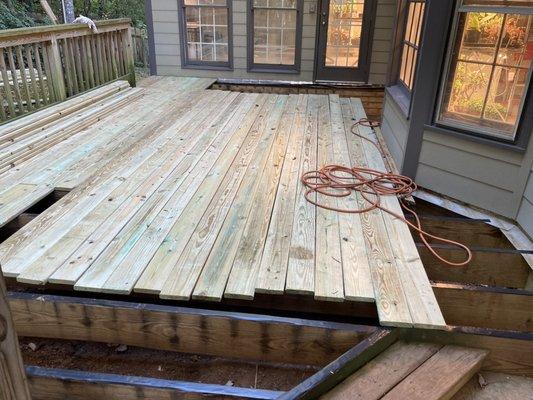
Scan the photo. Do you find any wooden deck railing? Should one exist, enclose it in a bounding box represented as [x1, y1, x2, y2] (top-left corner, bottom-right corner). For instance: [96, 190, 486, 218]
[132, 27, 148, 68]
[0, 19, 135, 122]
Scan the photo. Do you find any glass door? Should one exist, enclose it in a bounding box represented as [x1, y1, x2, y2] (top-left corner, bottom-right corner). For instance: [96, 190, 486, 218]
[315, 0, 375, 82]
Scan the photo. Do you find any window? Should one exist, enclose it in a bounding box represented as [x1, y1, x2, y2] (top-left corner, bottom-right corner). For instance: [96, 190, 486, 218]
[325, 0, 365, 68]
[179, 0, 232, 69]
[248, 0, 302, 72]
[437, 1, 533, 141]
[398, 0, 426, 91]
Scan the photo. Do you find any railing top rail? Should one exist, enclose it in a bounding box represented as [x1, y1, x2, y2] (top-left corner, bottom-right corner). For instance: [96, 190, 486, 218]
[0, 19, 132, 48]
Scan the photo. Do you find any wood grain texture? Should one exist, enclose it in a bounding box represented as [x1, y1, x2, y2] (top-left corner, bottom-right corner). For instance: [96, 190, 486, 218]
[9, 292, 370, 366]
[0, 273, 31, 400]
[432, 283, 533, 332]
[0, 80, 446, 329]
[321, 341, 442, 400]
[381, 345, 487, 400]
[26, 366, 282, 400]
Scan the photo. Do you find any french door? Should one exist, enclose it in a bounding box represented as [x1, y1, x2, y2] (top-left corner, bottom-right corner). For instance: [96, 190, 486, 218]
[315, 0, 375, 82]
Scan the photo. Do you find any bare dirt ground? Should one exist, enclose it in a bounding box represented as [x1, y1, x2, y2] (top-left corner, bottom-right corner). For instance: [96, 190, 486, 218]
[20, 337, 318, 391]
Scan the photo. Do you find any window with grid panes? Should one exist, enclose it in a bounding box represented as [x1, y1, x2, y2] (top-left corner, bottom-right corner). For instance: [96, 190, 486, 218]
[180, 0, 231, 68]
[437, 0, 533, 140]
[399, 0, 426, 91]
[249, 0, 301, 71]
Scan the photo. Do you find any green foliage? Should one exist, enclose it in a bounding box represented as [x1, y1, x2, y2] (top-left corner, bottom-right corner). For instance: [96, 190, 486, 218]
[0, 0, 145, 30]
[0, 0, 51, 30]
[460, 97, 507, 121]
[48, 0, 146, 28]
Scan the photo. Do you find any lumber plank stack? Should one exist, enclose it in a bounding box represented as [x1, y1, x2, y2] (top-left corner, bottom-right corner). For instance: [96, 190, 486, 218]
[0, 81, 134, 174]
[322, 341, 488, 400]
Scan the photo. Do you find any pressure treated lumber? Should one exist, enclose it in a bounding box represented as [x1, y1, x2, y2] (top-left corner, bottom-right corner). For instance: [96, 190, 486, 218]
[0, 81, 130, 143]
[0, 80, 447, 329]
[381, 345, 487, 400]
[26, 366, 282, 400]
[403, 326, 533, 377]
[8, 292, 371, 366]
[321, 341, 442, 400]
[432, 282, 533, 332]
[0, 272, 31, 400]
[279, 329, 398, 400]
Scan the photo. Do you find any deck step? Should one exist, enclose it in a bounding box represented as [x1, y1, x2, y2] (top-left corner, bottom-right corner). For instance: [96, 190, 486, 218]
[322, 342, 488, 400]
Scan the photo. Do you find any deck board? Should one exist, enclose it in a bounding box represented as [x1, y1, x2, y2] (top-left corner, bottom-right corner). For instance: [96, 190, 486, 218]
[0, 77, 446, 329]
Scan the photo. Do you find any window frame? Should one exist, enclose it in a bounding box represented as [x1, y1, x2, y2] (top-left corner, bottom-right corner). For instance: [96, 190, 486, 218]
[178, 0, 234, 71]
[387, 0, 427, 117]
[434, 1, 533, 143]
[398, 0, 426, 94]
[247, 0, 304, 74]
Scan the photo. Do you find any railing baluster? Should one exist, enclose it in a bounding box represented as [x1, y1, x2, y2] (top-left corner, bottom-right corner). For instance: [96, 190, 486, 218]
[33, 43, 49, 105]
[68, 39, 80, 94]
[16, 45, 34, 111]
[25, 45, 42, 108]
[104, 33, 113, 80]
[61, 39, 74, 96]
[0, 48, 17, 118]
[83, 36, 95, 89]
[90, 35, 101, 86]
[73, 37, 85, 92]
[97, 34, 108, 83]
[6, 47, 25, 114]
[0, 19, 135, 122]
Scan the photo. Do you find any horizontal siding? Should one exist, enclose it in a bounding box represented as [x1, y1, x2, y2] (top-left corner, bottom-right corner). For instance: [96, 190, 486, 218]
[417, 128, 533, 219]
[517, 196, 533, 239]
[416, 163, 516, 217]
[150, 0, 395, 84]
[418, 141, 521, 192]
[380, 92, 408, 167]
[369, 0, 395, 85]
[517, 170, 533, 238]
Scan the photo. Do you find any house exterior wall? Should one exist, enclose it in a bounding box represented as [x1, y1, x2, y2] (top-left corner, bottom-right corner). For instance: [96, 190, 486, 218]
[517, 168, 533, 238]
[149, 0, 396, 84]
[380, 90, 409, 168]
[415, 130, 533, 220]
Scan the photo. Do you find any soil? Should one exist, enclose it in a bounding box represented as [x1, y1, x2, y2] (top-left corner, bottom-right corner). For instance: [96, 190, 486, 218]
[20, 337, 318, 391]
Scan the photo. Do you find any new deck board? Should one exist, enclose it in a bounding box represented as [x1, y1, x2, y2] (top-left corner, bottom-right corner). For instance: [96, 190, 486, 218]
[0, 77, 446, 329]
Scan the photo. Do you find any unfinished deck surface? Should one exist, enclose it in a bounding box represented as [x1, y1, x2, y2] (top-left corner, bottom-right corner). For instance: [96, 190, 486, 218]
[0, 77, 445, 329]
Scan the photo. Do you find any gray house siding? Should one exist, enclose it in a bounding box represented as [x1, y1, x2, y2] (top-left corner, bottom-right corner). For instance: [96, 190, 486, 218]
[380, 91, 408, 168]
[150, 0, 395, 84]
[415, 129, 533, 222]
[517, 169, 533, 238]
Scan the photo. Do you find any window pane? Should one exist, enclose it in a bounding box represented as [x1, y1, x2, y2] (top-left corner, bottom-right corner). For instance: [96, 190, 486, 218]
[398, 0, 426, 91]
[458, 13, 502, 63]
[253, 8, 297, 65]
[497, 14, 533, 68]
[438, 11, 533, 139]
[325, 0, 363, 67]
[214, 8, 227, 25]
[183, 2, 229, 64]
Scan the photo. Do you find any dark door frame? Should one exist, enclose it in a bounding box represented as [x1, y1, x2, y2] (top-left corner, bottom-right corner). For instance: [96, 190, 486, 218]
[314, 0, 377, 83]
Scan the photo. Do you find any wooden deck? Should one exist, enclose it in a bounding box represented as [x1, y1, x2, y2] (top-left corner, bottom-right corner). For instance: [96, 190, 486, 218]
[0, 77, 445, 329]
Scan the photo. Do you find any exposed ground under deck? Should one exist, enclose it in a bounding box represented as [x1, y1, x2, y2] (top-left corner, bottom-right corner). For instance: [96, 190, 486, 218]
[0, 77, 444, 329]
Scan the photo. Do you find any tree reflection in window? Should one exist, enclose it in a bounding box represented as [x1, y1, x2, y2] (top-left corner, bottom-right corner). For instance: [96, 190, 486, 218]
[439, 5, 533, 140]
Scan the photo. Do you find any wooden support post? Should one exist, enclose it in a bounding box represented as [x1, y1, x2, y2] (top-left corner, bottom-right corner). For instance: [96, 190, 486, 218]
[122, 27, 136, 87]
[0, 272, 31, 400]
[43, 39, 66, 101]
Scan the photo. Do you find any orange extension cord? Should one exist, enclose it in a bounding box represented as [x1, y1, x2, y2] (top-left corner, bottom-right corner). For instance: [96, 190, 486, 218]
[301, 118, 472, 267]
